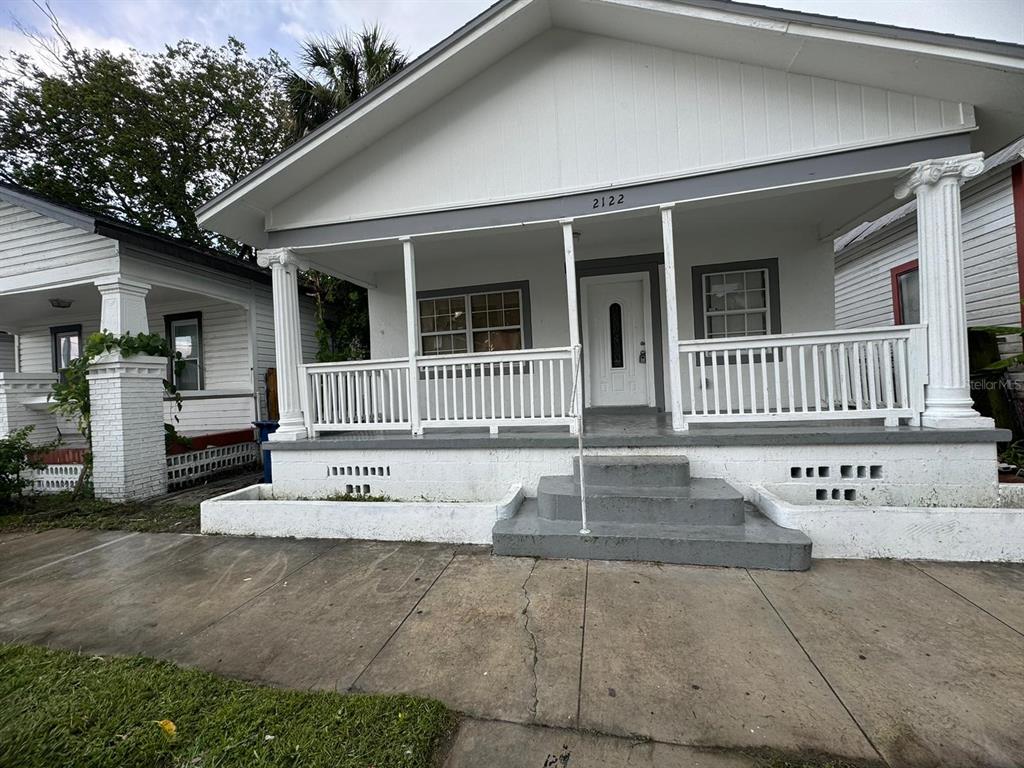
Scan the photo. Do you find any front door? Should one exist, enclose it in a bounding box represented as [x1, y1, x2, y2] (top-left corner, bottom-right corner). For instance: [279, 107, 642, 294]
[581, 273, 654, 408]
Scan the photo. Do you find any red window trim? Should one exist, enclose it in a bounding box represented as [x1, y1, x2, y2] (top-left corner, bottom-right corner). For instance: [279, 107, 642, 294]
[890, 258, 919, 326]
[1012, 163, 1024, 325]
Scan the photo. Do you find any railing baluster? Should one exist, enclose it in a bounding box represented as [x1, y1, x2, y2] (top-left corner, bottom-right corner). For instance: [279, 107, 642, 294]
[896, 338, 909, 408]
[882, 340, 895, 410]
[734, 349, 744, 414]
[798, 346, 808, 412]
[851, 342, 863, 411]
[811, 344, 821, 411]
[772, 346, 782, 415]
[838, 342, 849, 411]
[824, 344, 835, 411]
[747, 348, 757, 413]
[557, 359, 564, 417]
[517, 361, 524, 420]
[724, 349, 733, 415]
[759, 346, 769, 414]
[529, 360, 535, 419]
[785, 346, 794, 416]
[489, 361, 496, 420]
[711, 351, 720, 415]
[698, 350, 708, 415]
[866, 341, 878, 410]
[443, 364, 451, 421]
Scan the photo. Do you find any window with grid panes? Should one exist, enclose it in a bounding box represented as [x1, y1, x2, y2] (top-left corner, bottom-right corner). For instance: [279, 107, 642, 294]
[701, 269, 770, 339]
[419, 289, 523, 355]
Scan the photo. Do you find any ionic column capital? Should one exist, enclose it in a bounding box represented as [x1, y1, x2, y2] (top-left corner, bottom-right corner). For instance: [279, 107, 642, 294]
[257, 247, 308, 272]
[895, 153, 984, 200]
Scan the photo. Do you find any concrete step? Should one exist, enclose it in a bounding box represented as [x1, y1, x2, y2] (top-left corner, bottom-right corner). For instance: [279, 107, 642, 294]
[493, 500, 812, 571]
[573, 455, 690, 488]
[537, 475, 745, 526]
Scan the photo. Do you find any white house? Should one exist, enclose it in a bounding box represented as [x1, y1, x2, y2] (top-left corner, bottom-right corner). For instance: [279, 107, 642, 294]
[835, 136, 1024, 385]
[0, 182, 317, 492]
[196, 0, 1024, 566]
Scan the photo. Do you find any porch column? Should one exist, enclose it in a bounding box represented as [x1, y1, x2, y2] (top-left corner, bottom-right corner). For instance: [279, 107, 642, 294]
[895, 153, 992, 429]
[94, 277, 150, 335]
[660, 204, 686, 431]
[560, 220, 581, 435]
[401, 237, 422, 435]
[257, 248, 308, 441]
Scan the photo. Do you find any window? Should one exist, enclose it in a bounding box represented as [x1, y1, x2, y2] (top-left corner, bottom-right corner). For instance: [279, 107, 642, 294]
[51, 325, 82, 378]
[891, 260, 920, 325]
[609, 303, 624, 368]
[418, 283, 529, 356]
[691, 259, 781, 344]
[165, 313, 202, 390]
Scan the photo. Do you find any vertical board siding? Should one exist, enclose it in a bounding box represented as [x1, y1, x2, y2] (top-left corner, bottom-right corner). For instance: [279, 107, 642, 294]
[0, 201, 115, 281]
[836, 170, 1021, 360]
[270, 29, 971, 229]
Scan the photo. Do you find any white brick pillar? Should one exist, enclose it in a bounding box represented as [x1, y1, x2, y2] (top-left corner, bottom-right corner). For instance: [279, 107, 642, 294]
[87, 352, 167, 501]
[257, 248, 308, 440]
[895, 153, 992, 429]
[95, 277, 151, 334]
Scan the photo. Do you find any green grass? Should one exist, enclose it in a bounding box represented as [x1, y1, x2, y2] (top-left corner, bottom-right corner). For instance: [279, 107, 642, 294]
[0, 644, 456, 768]
[0, 494, 200, 534]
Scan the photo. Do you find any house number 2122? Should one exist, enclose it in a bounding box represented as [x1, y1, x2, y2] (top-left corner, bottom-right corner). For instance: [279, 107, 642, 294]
[593, 193, 625, 209]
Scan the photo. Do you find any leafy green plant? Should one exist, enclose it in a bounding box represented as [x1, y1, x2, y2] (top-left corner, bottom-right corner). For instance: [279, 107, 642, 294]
[0, 426, 56, 502]
[999, 440, 1024, 476]
[48, 331, 185, 494]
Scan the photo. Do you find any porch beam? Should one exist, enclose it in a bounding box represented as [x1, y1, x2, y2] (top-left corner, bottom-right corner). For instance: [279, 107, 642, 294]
[660, 205, 686, 431]
[895, 153, 992, 429]
[401, 237, 423, 435]
[256, 248, 308, 441]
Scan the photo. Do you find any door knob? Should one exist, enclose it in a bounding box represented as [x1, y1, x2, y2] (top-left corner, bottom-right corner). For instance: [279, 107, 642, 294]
[639, 340, 647, 364]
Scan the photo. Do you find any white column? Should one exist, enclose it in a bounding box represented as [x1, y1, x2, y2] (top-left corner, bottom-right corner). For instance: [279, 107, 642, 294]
[895, 153, 992, 429]
[88, 352, 167, 500]
[94, 277, 150, 335]
[660, 204, 686, 431]
[257, 248, 308, 440]
[401, 237, 422, 435]
[561, 220, 582, 435]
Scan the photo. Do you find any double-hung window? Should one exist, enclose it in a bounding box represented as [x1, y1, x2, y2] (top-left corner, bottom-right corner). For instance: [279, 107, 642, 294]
[165, 312, 203, 390]
[419, 284, 527, 356]
[891, 260, 920, 325]
[51, 324, 82, 380]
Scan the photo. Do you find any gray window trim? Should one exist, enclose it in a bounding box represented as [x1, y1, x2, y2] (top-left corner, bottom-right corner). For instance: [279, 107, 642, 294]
[691, 258, 781, 363]
[416, 280, 532, 355]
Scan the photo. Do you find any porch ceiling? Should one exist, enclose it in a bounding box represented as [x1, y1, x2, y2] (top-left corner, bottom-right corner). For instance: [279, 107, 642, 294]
[296, 171, 900, 283]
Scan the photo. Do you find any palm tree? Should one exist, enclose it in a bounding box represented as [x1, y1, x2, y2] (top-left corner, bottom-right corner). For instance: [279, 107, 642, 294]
[283, 24, 407, 142]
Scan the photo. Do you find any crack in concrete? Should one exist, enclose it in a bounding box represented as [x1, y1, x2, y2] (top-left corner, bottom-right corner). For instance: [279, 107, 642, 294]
[521, 557, 541, 722]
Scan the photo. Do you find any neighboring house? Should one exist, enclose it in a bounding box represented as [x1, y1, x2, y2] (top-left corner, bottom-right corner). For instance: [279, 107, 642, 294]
[196, 0, 1024, 564]
[835, 137, 1024, 374]
[0, 181, 317, 451]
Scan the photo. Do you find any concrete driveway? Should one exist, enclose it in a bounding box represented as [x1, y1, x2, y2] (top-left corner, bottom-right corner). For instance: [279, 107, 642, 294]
[1, 529, 1022, 767]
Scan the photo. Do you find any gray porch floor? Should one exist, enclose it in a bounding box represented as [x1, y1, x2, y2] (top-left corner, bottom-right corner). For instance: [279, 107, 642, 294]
[2, 529, 1024, 766]
[268, 411, 1008, 451]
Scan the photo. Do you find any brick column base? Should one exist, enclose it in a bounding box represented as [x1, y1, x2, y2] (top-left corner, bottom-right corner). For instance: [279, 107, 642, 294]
[87, 352, 167, 501]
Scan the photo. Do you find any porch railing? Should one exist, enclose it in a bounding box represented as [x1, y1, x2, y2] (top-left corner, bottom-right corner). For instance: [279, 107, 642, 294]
[677, 325, 927, 425]
[301, 346, 577, 435]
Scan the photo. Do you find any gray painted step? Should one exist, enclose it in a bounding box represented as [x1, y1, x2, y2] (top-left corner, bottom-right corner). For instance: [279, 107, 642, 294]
[493, 501, 812, 571]
[537, 475, 744, 526]
[573, 455, 690, 488]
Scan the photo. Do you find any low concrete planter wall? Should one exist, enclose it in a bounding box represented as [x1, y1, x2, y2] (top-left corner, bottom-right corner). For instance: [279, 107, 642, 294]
[201, 483, 524, 544]
[752, 485, 1024, 562]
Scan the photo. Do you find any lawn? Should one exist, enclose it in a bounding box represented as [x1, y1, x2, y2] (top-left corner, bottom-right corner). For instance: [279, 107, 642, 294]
[0, 493, 200, 534]
[0, 644, 456, 768]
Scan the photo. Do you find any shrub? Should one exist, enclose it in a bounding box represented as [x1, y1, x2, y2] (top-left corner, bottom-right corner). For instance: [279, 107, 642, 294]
[0, 427, 45, 502]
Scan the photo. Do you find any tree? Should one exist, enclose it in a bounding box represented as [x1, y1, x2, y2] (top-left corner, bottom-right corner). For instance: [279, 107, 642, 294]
[282, 24, 407, 142]
[0, 29, 290, 255]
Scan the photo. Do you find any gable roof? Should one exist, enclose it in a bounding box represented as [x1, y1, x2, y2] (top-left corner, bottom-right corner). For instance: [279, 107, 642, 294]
[0, 181, 270, 284]
[833, 135, 1024, 255]
[197, 0, 1024, 247]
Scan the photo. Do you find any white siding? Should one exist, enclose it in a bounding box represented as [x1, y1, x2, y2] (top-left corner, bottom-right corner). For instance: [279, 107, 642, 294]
[0, 201, 116, 290]
[270, 28, 972, 230]
[835, 169, 1021, 359]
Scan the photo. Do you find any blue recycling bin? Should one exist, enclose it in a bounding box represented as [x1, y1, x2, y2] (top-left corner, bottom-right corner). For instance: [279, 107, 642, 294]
[252, 420, 279, 483]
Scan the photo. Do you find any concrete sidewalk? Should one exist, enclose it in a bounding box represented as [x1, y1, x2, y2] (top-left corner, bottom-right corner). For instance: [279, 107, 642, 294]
[1, 529, 1023, 767]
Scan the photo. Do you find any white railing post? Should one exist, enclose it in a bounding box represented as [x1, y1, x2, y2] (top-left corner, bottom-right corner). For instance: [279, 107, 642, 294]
[402, 237, 422, 435]
[907, 324, 929, 426]
[561, 219, 582, 435]
[661, 204, 687, 431]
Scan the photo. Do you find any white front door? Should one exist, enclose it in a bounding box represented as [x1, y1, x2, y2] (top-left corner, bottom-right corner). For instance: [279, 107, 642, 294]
[581, 272, 654, 408]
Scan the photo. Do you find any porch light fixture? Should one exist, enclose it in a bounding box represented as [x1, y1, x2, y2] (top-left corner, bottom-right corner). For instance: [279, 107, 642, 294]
[48, 298, 73, 309]
[572, 230, 581, 242]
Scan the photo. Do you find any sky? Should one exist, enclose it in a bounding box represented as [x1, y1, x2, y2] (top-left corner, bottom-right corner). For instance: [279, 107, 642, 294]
[0, 0, 1022, 70]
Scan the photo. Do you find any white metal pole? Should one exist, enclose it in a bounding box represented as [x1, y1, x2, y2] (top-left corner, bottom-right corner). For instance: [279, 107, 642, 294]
[660, 204, 687, 431]
[401, 237, 422, 435]
[561, 219, 589, 535]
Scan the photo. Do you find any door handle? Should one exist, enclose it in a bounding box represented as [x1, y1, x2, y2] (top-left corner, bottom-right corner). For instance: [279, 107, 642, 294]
[639, 340, 647, 364]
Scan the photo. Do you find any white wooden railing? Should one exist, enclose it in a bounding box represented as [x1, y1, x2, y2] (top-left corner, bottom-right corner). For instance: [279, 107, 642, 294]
[417, 346, 576, 430]
[301, 346, 577, 434]
[678, 325, 927, 425]
[303, 358, 413, 432]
